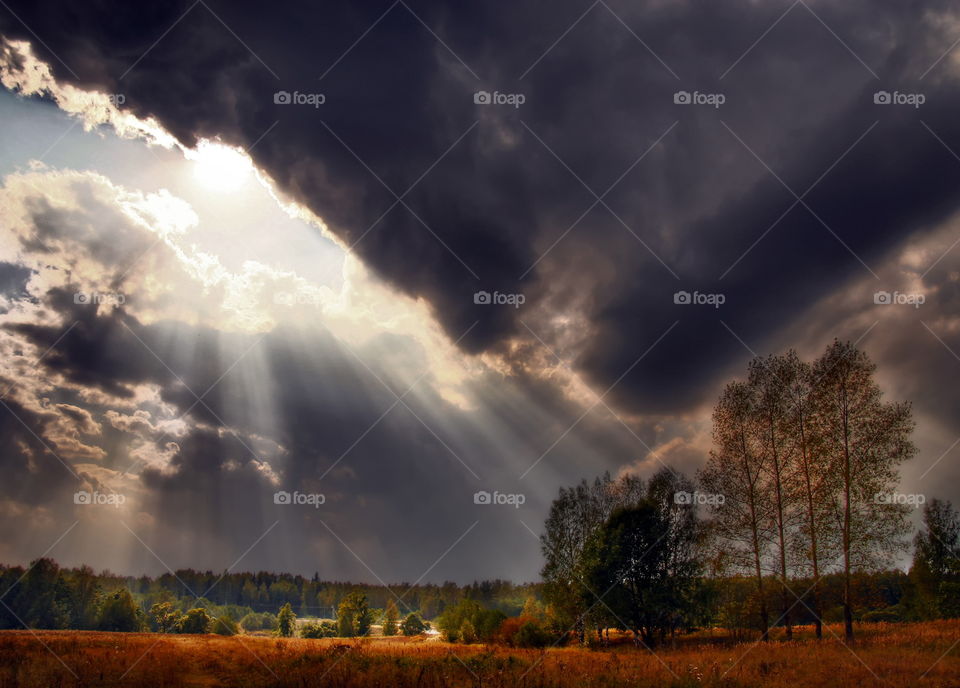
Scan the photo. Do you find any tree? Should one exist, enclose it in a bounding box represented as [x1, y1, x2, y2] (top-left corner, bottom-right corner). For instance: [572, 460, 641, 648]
[908, 499, 960, 619]
[178, 608, 212, 634]
[782, 351, 835, 639]
[382, 599, 399, 636]
[149, 602, 183, 633]
[750, 355, 800, 640]
[401, 612, 427, 636]
[276, 602, 296, 637]
[540, 473, 644, 644]
[98, 589, 141, 632]
[336, 591, 371, 637]
[812, 340, 915, 640]
[700, 381, 774, 640]
[583, 469, 702, 647]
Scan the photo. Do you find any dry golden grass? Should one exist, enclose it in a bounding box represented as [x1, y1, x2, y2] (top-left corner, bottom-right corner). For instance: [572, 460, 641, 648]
[0, 621, 957, 687]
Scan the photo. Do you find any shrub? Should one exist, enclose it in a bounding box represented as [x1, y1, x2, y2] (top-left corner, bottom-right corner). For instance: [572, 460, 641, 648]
[514, 620, 552, 648]
[459, 619, 477, 644]
[211, 614, 239, 635]
[401, 613, 427, 636]
[438, 600, 505, 643]
[177, 608, 212, 634]
[240, 612, 277, 631]
[301, 620, 338, 638]
[863, 608, 902, 623]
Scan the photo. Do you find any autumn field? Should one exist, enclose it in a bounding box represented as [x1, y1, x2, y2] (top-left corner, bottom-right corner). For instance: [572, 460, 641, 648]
[0, 621, 957, 688]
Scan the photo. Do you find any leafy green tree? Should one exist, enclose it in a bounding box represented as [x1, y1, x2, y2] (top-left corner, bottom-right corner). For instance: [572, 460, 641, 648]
[149, 602, 183, 633]
[336, 591, 372, 637]
[98, 589, 142, 632]
[584, 470, 702, 648]
[382, 599, 399, 636]
[401, 612, 427, 636]
[177, 608, 212, 634]
[907, 499, 960, 619]
[276, 602, 296, 637]
[540, 473, 644, 644]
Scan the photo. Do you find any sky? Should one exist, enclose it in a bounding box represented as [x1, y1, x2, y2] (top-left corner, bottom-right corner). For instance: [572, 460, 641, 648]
[0, 0, 958, 583]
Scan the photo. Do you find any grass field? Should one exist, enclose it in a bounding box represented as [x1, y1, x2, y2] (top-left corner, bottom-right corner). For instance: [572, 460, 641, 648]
[0, 621, 957, 687]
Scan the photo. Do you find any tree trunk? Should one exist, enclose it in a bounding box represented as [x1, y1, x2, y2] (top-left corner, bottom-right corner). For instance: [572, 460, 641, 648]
[841, 384, 854, 642]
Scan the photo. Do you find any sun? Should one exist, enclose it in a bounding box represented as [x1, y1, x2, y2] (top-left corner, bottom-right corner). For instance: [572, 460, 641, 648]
[188, 140, 254, 192]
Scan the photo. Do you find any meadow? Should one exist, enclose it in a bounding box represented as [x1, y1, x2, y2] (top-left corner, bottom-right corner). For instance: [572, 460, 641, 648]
[0, 620, 957, 688]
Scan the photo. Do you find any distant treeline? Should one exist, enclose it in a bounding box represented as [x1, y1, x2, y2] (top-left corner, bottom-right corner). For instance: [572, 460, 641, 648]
[0, 560, 539, 631]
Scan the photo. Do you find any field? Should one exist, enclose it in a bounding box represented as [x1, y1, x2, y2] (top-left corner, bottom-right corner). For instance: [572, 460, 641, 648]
[0, 621, 958, 688]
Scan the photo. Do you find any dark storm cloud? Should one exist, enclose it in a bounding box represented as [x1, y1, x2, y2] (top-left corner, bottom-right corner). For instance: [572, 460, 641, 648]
[4, 0, 960, 578]
[7, 0, 960, 417]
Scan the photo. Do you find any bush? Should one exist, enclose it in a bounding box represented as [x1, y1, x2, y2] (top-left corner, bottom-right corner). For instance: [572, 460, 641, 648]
[459, 619, 477, 644]
[301, 620, 338, 639]
[438, 600, 505, 643]
[863, 608, 902, 623]
[240, 612, 277, 631]
[514, 620, 552, 648]
[401, 612, 427, 636]
[212, 614, 239, 635]
[177, 608, 212, 634]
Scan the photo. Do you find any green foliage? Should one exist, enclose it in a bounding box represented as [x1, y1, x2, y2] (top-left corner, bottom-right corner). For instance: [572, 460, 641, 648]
[148, 602, 183, 633]
[583, 469, 703, 647]
[514, 620, 552, 648]
[300, 620, 337, 638]
[382, 599, 399, 636]
[178, 608, 212, 634]
[240, 611, 277, 631]
[401, 612, 427, 636]
[438, 599, 505, 643]
[905, 499, 960, 620]
[98, 589, 142, 632]
[212, 613, 239, 635]
[276, 602, 297, 637]
[337, 591, 372, 637]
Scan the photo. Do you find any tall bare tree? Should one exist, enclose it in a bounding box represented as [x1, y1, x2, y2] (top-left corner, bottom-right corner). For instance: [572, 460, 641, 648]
[811, 340, 916, 641]
[781, 351, 836, 639]
[750, 355, 799, 640]
[699, 381, 774, 641]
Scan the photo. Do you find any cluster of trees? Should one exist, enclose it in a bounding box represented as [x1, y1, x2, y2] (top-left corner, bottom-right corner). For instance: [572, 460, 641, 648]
[0, 558, 531, 634]
[117, 570, 533, 620]
[700, 342, 915, 641]
[539, 470, 706, 647]
[531, 341, 941, 646]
